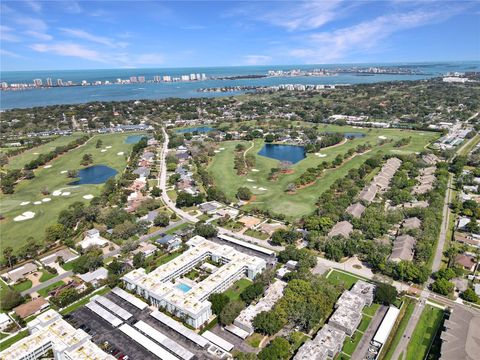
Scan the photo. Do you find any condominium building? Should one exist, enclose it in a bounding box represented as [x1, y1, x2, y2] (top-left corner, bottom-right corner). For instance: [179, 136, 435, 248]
[0, 310, 114, 360]
[122, 236, 266, 328]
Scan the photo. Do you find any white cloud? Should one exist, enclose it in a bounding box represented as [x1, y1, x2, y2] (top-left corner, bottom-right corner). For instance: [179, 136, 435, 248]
[25, 1, 42, 13]
[0, 49, 24, 58]
[60, 28, 128, 48]
[180, 25, 206, 30]
[62, 1, 82, 14]
[243, 55, 272, 65]
[0, 25, 21, 42]
[24, 30, 52, 41]
[290, 7, 462, 62]
[14, 16, 47, 32]
[31, 42, 108, 63]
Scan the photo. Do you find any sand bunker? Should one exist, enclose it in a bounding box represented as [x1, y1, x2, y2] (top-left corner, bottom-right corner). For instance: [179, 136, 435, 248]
[60, 170, 67, 174]
[117, 152, 124, 156]
[246, 179, 255, 182]
[378, 136, 387, 140]
[61, 192, 71, 196]
[315, 153, 327, 157]
[106, 146, 112, 149]
[83, 194, 94, 200]
[43, 165, 52, 169]
[42, 198, 51, 202]
[14, 211, 35, 221]
[101, 149, 107, 152]
[219, 147, 225, 150]
[33, 152, 39, 155]
[251, 169, 260, 172]
[258, 187, 267, 191]
[33, 201, 42, 205]
[252, 186, 258, 189]
[214, 150, 220, 153]
[20, 201, 30, 206]
[52, 190, 62, 196]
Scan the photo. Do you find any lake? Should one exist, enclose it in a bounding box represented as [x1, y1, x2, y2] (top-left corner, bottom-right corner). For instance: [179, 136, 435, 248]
[176, 126, 214, 134]
[258, 144, 306, 164]
[69, 165, 118, 185]
[125, 134, 150, 144]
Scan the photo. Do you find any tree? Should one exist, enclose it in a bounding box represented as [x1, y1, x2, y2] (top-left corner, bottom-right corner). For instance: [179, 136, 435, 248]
[3, 246, 15, 268]
[258, 337, 291, 360]
[0, 289, 23, 311]
[209, 293, 230, 315]
[219, 300, 244, 325]
[253, 311, 285, 335]
[45, 223, 68, 243]
[96, 139, 103, 149]
[67, 169, 79, 178]
[133, 253, 145, 268]
[271, 229, 298, 246]
[193, 222, 217, 238]
[236, 187, 252, 201]
[154, 213, 170, 227]
[240, 282, 264, 304]
[206, 186, 227, 203]
[81, 153, 93, 166]
[150, 186, 162, 197]
[431, 278, 454, 295]
[265, 134, 275, 143]
[461, 288, 479, 303]
[374, 283, 398, 305]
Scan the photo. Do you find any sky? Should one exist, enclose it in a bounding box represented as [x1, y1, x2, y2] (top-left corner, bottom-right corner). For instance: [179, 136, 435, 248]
[1, 0, 479, 71]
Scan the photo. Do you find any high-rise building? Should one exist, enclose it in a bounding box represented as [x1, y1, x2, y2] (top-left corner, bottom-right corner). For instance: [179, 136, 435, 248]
[46, 78, 52, 86]
[181, 75, 190, 81]
[57, 79, 63, 86]
[162, 75, 171, 82]
[138, 76, 146, 83]
[153, 75, 161, 82]
[1, 82, 8, 89]
[190, 73, 196, 81]
[130, 76, 138, 83]
[201, 73, 207, 80]
[33, 78, 42, 86]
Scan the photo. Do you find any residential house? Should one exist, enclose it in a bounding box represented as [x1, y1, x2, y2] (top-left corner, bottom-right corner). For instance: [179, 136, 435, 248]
[389, 234, 416, 262]
[328, 221, 353, 238]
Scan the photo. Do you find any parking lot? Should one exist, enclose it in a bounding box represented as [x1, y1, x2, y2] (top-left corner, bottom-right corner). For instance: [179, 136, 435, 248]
[66, 291, 220, 360]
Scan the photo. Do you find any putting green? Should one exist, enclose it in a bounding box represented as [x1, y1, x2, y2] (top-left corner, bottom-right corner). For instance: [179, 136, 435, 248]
[208, 125, 439, 219]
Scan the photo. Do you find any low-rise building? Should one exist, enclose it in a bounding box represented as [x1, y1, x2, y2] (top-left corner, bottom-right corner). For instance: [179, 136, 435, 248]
[346, 202, 366, 218]
[389, 234, 416, 262]
[133, 242, 158, 258]
[14, 297, 49, 319]
[0, 309, 115, 360]
[403, 217, 422, 230]
[350, 280, 375, 306]
[155, 234, 182, 252]
[78, 229, 108, 250]
[78, 267, 109, 287]
[328, 221, 353, 238]
[294, 324, 346, 359]
[40, 248, 78, 267]
[329, 304, 362, 335]
[3, 262, 38, 284]
[122, 236, 266, 328]
[455, 254, 477, 272]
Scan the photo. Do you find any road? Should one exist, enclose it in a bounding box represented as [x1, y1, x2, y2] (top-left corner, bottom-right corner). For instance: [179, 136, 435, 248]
[158, 128, 199, 223]
[139, 219, 187, 242]
[21, 271, 73, 297]
[430, 174, 454, 274]
[351, 305, 388, 360]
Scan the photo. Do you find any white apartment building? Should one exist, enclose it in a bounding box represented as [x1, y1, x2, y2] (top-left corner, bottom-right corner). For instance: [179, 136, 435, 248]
[0, 310, 114, 360]
[122, 236, 266, 328]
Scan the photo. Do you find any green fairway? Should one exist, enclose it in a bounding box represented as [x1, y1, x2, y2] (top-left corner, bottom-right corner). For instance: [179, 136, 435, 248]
[5, 134, 85, 170]
[207, 125, 438, 219]
[0, 132, 145, 252]
[405, 305, 444, 360]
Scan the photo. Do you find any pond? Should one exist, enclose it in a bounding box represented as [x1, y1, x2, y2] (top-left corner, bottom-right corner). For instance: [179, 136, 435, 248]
[68, 165, 118, 185]
[258, 144, 306, 164]
[175, 126, 214, 134]
[125, 134, 150, 144]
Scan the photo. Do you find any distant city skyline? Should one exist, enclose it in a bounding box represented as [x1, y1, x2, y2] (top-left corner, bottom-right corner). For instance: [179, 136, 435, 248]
[1, 0, 479, 71]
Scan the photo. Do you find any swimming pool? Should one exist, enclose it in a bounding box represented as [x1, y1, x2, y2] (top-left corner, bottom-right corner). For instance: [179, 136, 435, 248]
[176, 283, 192, 293]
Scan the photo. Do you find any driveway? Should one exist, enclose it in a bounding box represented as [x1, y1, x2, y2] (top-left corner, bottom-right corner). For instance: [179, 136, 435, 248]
[351, 305, 388, 360]
[21, 271, 73, 297]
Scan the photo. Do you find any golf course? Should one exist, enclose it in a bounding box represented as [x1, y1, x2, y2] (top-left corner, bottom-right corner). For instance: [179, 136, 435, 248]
[208, 124, 439, 219]
[0, 132, 147, 251]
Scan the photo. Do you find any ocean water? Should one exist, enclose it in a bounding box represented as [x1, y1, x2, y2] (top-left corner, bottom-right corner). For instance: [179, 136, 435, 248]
[1, 61, 478, 110]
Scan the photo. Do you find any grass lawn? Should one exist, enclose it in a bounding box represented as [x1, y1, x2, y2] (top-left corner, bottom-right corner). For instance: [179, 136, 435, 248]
[62, 261, 76, 272]
[342, 331, 363, 356]
[246, 333, 264, 348]
[363, 303, 380, 317]
[60, 287, 111, 315]
[164, 222, 190, 235]
[382, 299, 416, 360]
[358, 315, 373, 333]
[39, 270, 56, 282]
[12, 280, 32, 292]
[405, 305, 444, 360]
[326, 269, 367, 290]
[207, 125, 438, 219]
[224, 278, 252, 301]
[0, 132, 143, 253]
[244, 228, 269, 240]
[0, 330, 29, 352]
[38, 280, 65, 297]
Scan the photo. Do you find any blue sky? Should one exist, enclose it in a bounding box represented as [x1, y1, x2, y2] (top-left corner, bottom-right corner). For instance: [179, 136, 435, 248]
[1, 0, 479, 71]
